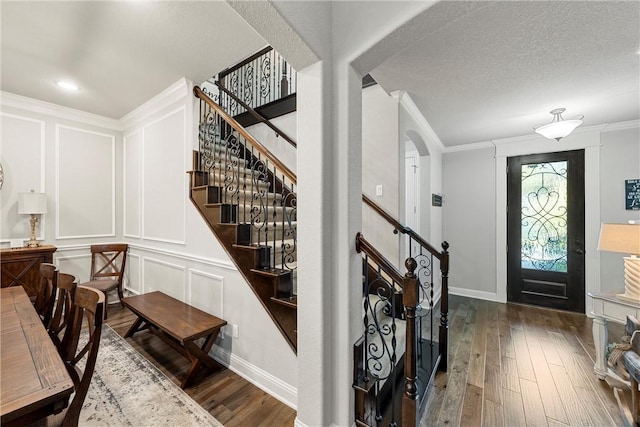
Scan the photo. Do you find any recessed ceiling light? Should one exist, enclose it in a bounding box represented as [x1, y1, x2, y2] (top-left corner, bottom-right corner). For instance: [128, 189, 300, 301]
[55, 81, 79, 91]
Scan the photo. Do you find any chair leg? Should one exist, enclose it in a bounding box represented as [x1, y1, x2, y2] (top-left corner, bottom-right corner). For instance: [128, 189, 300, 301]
[118, 286, 125, 308]
[103, 292, 109, 320]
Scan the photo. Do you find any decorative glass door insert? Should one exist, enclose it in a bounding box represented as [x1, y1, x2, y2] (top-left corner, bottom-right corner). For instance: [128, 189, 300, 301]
[520, 161, 568, 273]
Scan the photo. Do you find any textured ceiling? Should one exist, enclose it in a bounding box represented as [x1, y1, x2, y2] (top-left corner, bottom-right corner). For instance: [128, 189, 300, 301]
[371, 1, 640, 146]
[2, 1, 638, 145]
[0, 1, 266, 119]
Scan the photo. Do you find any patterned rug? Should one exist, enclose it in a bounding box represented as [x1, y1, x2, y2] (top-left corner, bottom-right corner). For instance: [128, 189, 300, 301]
[78, 325, 222, 426]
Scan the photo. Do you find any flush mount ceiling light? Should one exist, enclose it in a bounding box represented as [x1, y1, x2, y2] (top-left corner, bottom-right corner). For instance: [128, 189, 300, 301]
[55, 80, 79, 91]
[533, 108, 583, 141]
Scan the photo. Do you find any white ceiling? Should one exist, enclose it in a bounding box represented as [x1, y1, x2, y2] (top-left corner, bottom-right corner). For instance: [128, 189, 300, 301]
[0, 1, 266, 119]
[1, 1, 638, 146]
[371, 0, 640, 146]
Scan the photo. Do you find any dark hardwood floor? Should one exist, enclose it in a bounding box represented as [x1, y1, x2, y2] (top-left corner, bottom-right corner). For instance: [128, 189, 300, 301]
[421, 295, 626, 426]
[105, 305, 296, 427]
[106, 296, 625, 426]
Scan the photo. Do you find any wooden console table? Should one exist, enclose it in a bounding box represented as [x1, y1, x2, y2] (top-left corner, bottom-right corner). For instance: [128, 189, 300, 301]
[589, 291, 640, 379]
[122, 291, 227, 388]
[1, 245, 57, 298]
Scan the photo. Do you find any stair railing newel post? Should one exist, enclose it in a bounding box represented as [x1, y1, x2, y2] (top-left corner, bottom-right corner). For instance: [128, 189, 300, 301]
[439, 241, 450, 372]
[402, 256, 419, 427]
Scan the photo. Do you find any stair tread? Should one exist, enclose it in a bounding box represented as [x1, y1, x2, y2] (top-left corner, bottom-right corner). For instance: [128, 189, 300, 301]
[270, 295, 297, 308]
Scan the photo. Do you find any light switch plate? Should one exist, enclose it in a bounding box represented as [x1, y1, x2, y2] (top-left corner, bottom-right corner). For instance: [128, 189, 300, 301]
[376, 184, 383, 196]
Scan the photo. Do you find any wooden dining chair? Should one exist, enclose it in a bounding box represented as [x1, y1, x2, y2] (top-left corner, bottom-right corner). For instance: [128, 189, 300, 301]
[48, 272, 77, 350]
[79, 243, 128, 319]
[35, 263, 58, 327]
[50, 286, 104, 427]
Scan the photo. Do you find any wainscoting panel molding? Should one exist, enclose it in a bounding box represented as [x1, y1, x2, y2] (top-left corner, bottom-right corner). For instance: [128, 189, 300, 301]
[142, 256, 186, 300]
[188, 269, 224, 319]
[141, 107, 186, 245]
[124, 130, 141, 238]
[0, 113, 46, 242]
[55, 124, 116, 239]
[54, 253, 92, 284]
[125, 253, 141, 295]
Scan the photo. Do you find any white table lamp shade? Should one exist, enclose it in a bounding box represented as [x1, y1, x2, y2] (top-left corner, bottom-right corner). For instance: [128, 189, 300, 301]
[599, 223, 640, 301]
[18, 192, 47, 215]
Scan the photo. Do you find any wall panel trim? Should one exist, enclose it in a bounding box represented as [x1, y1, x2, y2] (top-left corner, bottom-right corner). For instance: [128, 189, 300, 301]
[55, 124, 116, 239]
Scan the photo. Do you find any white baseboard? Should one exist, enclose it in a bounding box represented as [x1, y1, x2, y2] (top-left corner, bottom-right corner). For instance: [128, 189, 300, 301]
[294, 418, 309, 427]
[449, 286, 499, 302]
[211, 346, 297, 410]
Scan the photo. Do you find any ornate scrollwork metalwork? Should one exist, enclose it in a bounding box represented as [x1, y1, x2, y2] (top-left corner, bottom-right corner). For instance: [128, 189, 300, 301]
[521, 161, 568, 272]
[243, 65, 254, 106]
[363, 274, 399, 382]
[281, 192, 297, 270]
[249, 158, 271, 243]
[260, 56, 272, 100]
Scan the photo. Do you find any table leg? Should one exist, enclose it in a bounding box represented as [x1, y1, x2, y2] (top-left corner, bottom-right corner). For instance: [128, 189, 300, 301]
[592, 316, 608, 379]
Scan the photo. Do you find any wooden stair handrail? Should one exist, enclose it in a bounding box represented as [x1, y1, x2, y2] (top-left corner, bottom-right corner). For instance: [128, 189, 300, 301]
[214, 81, 297, 148]
[355, 232, 404, 286]
[194, 85, 297, 186]
[362, 194, 446, 260]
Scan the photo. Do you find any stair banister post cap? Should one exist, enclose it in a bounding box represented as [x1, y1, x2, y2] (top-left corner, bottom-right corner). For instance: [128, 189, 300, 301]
[405, 257, 417, 277]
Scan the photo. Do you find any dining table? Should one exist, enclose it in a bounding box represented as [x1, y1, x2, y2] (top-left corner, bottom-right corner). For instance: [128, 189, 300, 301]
[1, 286, 74, 426]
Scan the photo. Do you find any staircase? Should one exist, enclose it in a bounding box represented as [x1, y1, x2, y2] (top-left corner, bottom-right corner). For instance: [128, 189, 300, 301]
[189, 86, 297, 352]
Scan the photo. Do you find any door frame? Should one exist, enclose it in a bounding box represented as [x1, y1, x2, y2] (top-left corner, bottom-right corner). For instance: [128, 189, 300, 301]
[506, 149, 585, 312]
[494, 129, 604, 313]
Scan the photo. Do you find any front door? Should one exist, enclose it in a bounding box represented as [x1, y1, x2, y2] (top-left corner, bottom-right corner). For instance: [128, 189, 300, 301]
[507, 150, 585, 313]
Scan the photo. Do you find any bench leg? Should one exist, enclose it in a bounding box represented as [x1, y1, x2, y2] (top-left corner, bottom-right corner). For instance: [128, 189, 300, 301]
[124, 317, 146, 338]
[180, 332, 222, 389]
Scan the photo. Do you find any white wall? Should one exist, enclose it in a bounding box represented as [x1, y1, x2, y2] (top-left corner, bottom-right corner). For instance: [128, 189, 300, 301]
[599, 125, 640, 291]
[443, 147, 497, 297]
[0, 79, 298, 409]
[1, 93, 122, 249]
[362, 84, 401, 266]
[245, 112, 297, 174]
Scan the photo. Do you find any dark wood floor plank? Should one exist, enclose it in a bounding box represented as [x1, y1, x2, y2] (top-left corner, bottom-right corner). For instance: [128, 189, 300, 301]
[437, 302, 477, 426]
[503, 388, 527, 427]
[501, 354, 521, 393]
[519, 378, 549, 426]
[547, 363, 595, 426]
[482, 398, 504, 427]
[511, 326, 537, 382]
[499, 305, 516, 359]
[460, 383, 483, 427]
[526, 337, 568, 424]
[468, 302, 488, 388]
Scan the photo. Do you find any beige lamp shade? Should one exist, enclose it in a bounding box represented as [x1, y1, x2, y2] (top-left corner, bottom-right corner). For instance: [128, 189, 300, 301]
[598, 223, 640, 255]
[18, 191, 47, 215]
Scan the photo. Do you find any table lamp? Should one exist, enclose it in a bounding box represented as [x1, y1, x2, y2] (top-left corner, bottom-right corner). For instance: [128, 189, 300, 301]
[18, 190, 47, 248]
[598, 223, 640, 301]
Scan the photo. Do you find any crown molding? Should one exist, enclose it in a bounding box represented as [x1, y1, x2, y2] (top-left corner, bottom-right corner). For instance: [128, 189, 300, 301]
[602, 119, 640, 132]
[0, 91, 122, 130]
[391, 90, 446, 152]
[444, 140, 495, 153]
[120, 77, 192, 130]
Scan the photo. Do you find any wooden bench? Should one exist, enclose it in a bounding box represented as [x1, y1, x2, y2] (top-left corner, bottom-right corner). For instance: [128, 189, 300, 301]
[122, 291, 227, 389]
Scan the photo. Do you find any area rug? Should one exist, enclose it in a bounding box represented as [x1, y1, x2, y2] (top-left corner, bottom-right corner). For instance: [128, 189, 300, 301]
[77, 325, 222, 426]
